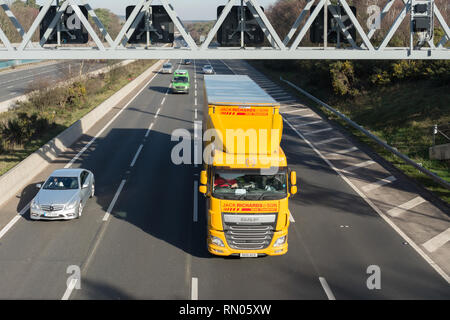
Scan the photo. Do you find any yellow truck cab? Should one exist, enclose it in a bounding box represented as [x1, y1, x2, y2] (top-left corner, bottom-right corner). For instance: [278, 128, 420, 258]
[199, 75, 298, 257]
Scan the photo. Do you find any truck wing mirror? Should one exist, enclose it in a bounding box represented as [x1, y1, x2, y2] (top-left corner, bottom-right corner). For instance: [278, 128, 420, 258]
[290, 171, 297, 186]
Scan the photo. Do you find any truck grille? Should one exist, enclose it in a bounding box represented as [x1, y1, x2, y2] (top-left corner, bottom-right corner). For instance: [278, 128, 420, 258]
[222, 213, 277, 250]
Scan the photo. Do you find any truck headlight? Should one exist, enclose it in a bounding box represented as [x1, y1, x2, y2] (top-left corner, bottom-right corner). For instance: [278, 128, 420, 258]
[210, 235, 225, 247]
[273, 236, 287, 247]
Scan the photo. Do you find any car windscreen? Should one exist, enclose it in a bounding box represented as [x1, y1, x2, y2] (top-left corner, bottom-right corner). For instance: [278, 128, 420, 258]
[174, 76, 188, 83]
[43, 176, 79, 190]
[163, 64, 172, 68]
[204, 65, 212, 69]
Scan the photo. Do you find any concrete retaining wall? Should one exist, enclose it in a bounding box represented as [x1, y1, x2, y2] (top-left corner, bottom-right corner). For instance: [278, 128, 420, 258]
[0, 59, 165, 208]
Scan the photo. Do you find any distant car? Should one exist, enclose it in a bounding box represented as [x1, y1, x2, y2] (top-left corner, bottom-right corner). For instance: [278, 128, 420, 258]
[30, 168, 95, 220]
[162, 63, 173, 74]
[202, 64, 214, 74]
[183, 59, 192, 65]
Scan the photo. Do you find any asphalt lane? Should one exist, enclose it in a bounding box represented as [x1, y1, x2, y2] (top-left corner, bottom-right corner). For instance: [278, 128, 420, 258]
[72, 60, 198, 299]
[0, 57, 448, 299]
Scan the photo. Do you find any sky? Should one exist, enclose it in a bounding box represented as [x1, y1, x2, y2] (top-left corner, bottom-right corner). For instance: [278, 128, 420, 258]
[35, 0, 278, 21]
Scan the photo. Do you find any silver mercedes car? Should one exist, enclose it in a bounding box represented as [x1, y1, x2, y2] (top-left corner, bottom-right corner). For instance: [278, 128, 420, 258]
[202, 64, 214, 74]
[30, 168, 95, 220]
[162, 63, 173, 74]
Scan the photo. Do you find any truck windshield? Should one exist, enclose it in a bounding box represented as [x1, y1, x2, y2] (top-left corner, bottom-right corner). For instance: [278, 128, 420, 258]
[213, 169, 287, 200]
[174, 76, 188, 83]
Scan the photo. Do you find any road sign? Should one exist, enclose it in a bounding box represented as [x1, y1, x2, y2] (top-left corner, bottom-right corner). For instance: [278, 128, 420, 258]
[125, 5, 174, 44]
[310, 5, 357, 44]
[217, 5, 265, 46]
[40, 5, 89, 44]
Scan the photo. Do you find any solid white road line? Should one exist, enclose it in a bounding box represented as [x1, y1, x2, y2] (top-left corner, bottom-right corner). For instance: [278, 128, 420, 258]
[361, 176, 397, 193]
[61, 278, 78, 300]
[0, 215, 22, 240]
[102, 179, 126, 222]
[341, 160, 375, 173]
[423, 228, 450, 253]
[0, 198, 30, 240]
[193, 181, 198, 222]
[130, 144, 144, 168]
[191, 277, 198, 300]
[283, 118, 450, 284]
[304, 127, 333, 135]
[319, 277, 336, 300]
[387, 196, 427, 218]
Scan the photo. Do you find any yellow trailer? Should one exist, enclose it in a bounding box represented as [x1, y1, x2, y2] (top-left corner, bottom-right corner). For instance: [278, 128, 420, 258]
[199, 75, 298, 257]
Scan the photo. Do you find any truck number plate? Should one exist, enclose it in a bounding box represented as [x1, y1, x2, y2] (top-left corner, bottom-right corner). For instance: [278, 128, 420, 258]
[240, 253, 258, 258]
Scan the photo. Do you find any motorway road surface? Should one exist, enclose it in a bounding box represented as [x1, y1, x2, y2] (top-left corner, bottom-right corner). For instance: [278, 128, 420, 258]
[0, 60, 108, 103]
[0, 57, 448, 299]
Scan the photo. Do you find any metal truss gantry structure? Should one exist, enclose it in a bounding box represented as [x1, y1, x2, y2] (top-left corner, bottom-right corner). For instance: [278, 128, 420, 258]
[0, 0, 449, 60]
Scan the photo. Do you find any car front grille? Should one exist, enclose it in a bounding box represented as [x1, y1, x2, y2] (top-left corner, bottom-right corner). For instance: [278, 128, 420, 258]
[222, 213, 277, 250]
[40, 204, 64, 211]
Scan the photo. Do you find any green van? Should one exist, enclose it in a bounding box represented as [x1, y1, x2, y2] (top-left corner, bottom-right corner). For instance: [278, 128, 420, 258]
[172, 70, 190, 94]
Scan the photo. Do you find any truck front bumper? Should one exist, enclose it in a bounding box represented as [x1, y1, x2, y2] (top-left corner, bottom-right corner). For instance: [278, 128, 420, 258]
[207, 229, 288, 257]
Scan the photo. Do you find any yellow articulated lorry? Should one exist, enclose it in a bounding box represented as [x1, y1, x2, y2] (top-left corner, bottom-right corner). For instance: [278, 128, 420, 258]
[199, 75, 298, 257]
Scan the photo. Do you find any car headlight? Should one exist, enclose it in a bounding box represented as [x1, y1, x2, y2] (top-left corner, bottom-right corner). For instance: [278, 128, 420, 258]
[65, 200, 78, 210]
[210, 235, 225, 247]
[31, 200, 40, 210]
[273, 236, 287, 247]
